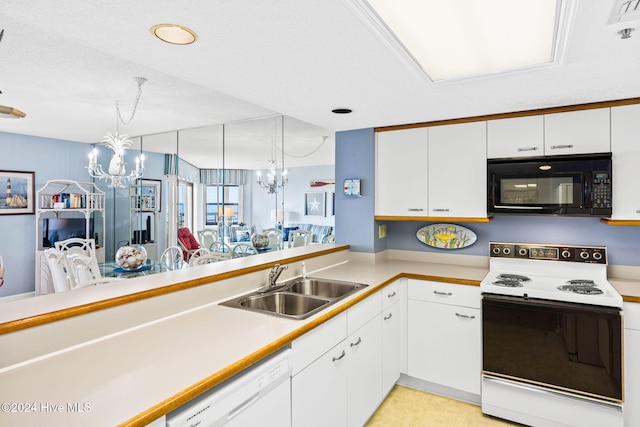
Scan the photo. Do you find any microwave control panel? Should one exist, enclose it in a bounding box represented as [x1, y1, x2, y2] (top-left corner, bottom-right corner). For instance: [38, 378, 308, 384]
[591, 172, 611, 209]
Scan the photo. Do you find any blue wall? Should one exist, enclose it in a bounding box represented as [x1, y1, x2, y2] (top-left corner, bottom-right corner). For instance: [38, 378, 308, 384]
[335, 128, 640, 266]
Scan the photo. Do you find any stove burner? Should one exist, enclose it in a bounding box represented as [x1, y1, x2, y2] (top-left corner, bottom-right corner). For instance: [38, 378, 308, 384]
[557, 284, 604, 295]
[492, 279, 524, 288]
[496, 274, 531, 282]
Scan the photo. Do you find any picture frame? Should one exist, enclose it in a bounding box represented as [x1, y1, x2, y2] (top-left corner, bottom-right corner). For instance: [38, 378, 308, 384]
[0, 170, 35, 215]
[328, 192, 335, 216]
[304, 192, 326, 217]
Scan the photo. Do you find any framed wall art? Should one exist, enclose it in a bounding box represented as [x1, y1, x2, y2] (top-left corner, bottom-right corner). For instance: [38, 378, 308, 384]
[304, 192, 326, 217]
[0, 170, 35, 215]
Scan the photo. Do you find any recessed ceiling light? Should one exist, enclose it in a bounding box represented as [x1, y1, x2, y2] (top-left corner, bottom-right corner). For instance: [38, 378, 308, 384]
[332, 108, 353, 114]
[150, 24, 198, 45]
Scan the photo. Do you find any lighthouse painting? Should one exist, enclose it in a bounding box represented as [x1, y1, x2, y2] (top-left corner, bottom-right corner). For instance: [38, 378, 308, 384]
[0, 170, 34, 215]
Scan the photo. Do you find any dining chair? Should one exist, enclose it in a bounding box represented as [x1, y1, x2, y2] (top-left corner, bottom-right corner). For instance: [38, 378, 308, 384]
[232, 242, 256, 258]
[160, 246, 185, 270]
[189, 251, 231, 266]
[288, 229, 311, 248]
[210, 241, 232, 254]
[43, 248, 73, 292]
[54, 238, 101, 276]
[263, 228, 283, 250]
[66, 253, 121, 289]
[197, 229, 219, 250]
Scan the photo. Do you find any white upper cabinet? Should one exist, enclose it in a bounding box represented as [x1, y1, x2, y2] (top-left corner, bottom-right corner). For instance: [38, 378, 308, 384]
[487, 115, 544, 159]
[543, 108, 611, 155]
[375, 128, 428, 216]
[428, 121, 487, 218]
[610, 104, 640, 219]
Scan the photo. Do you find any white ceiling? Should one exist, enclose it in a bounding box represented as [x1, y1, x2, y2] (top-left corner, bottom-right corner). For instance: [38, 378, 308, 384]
[0, 1, 639, 168]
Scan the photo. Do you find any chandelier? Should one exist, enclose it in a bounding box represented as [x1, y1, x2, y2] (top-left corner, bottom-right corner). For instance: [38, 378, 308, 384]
[87, 77, 147, 188]
[256, 160, 288, 194]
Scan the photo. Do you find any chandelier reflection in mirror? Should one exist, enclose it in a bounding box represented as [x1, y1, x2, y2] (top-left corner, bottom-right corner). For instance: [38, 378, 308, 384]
[256, 115, 289, 194]
[87, 77, 147, 188]
[256, 160, 288, 194]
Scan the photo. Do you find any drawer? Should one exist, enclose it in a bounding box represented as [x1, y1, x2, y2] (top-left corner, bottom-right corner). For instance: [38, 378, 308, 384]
[348, 291, 382, 335]
[624, 302, 640, 330]
[408, 279, 480, 309]
[382, 280, 402, 311]
[291, 312, 347, 375]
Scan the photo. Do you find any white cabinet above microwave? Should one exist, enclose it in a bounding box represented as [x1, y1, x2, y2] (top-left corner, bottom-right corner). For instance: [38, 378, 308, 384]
[487, 108, 611, 159]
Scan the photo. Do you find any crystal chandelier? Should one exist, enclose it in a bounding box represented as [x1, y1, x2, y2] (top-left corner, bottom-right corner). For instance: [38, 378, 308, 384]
[87, 77, 146, 188]
[256, 160, 288, 194]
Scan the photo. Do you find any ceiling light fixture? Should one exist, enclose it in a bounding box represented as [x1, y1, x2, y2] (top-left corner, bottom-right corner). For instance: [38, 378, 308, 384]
[150, 24, 198, 45]
[618, 28, 634, 39]
[345, 0, 575, 82]
[87, 77, 147, 188]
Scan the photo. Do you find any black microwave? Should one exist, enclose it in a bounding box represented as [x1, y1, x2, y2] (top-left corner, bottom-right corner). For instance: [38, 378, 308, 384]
[487, 153, 612, 216]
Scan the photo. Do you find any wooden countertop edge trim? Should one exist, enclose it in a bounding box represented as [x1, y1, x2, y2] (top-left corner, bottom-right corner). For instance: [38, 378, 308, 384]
[0, 246, 349, 335]
[374, 215, 492, 223]
[374, 97, 640, 132]
[121, 272, 481, 426]
[623, 295, 640, 303]
[600, 218, 640, 226]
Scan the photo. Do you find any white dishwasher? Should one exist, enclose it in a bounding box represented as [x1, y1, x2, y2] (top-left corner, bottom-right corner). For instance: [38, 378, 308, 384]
[166, 348, 291, 427]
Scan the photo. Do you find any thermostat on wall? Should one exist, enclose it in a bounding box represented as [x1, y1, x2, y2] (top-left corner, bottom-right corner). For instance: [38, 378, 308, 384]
[343, 179, 361, 196]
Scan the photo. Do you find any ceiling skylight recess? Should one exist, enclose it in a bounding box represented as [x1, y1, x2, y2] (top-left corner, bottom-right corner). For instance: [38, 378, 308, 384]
[343, 0, 576, 82]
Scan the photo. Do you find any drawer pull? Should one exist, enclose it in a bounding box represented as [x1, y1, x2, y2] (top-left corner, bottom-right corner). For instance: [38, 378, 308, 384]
[332, 350, 346, 362]
[455, 312, 476, 320]
[407, 208, 424, 212]
[350, 337, 362, 348]
[432, 208, 450, 212]
[517, 147, 538, 152]
[387, 291, 397, 298]
[384, 313, 393, 321]
[549, 144, 574, 150]
[433, 290, 452, 296]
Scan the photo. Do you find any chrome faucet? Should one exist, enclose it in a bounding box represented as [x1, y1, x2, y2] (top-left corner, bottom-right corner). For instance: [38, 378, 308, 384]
[268, 264, 288, 289]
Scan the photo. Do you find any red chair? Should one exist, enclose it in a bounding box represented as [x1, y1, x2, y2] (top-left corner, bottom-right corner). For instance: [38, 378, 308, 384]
[177, 227, 202, 261]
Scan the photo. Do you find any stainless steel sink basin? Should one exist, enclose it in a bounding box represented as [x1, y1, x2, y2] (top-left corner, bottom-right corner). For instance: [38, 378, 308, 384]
[239, 293, 330, 317]
[220, 277, 368, 320]
[285, 278, 366, 299]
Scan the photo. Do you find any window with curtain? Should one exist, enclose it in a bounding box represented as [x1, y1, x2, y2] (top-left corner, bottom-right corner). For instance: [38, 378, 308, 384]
[205, 185, 240, 225]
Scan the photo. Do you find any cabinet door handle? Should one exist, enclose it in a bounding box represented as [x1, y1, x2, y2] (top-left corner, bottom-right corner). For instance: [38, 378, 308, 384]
[407, 208, 424, 212]
[384, 313, 393, 321]
[433, 290, 452, 296]
[350, 337, 362, 348]
[432, 208, 450, 212]
[387, 291, 397, 298]
[517, 147, 538, 152]
[549, 144, 574, 150]
[332, 350, 346, 362]
[455, 312, 476, 320]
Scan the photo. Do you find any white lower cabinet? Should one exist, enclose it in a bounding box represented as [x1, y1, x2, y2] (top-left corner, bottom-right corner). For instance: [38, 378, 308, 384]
[291, 291, 386, 427]
[407, 280, 481, 396]
[382, 280, 405, 395]
[624, 302, 640, 426]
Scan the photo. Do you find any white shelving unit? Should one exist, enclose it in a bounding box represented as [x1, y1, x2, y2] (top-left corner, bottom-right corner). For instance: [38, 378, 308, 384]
[129, 181, 159, 260]
[35, 180, 105, 294]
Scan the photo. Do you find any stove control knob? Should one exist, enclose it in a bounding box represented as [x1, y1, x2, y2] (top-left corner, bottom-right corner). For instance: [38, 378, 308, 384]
[518, 248, 528, 257]
[579, 250, 590, 260]
[502, 247, 511, 256]
[593, 251, 603, 261]
[492, 246, 501, 255]
[561, 250, 572, 259]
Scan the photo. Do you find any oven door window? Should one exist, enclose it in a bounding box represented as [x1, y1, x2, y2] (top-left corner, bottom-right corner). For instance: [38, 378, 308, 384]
[482, 295, 622, 402]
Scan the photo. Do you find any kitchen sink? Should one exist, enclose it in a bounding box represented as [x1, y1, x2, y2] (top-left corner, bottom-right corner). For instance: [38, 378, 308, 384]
[220, 277, 368, 320]
[285, 278, 366, 299]
[239, 293, 330, 317]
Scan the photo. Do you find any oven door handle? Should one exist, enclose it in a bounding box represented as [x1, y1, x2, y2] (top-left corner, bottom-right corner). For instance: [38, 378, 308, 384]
[482, 293, 621, 315]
